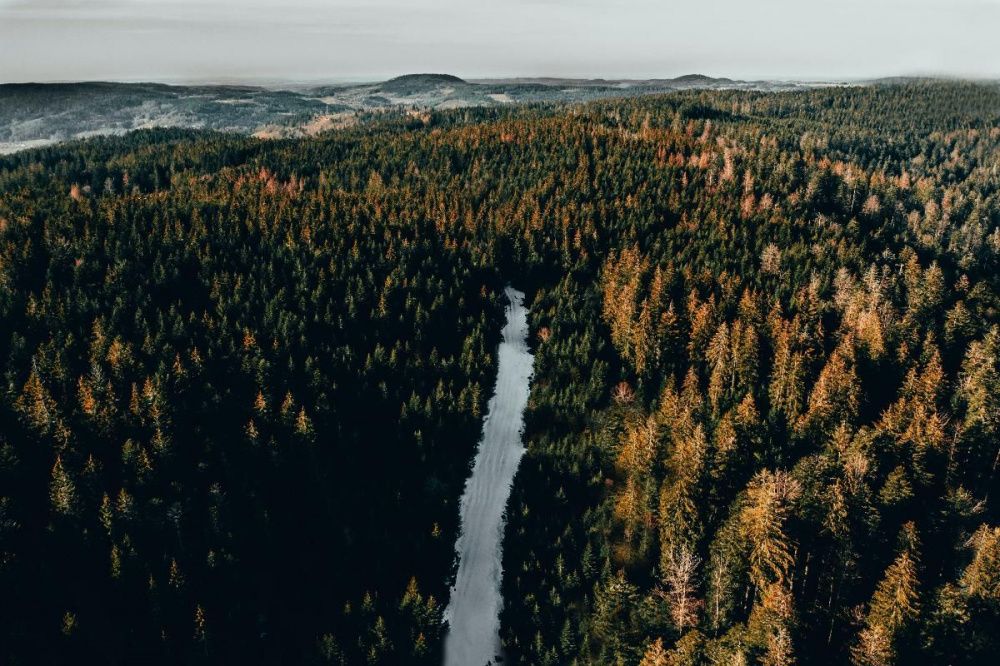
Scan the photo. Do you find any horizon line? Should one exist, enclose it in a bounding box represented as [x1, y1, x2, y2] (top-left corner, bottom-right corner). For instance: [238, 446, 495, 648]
[1, 71, 997, 89]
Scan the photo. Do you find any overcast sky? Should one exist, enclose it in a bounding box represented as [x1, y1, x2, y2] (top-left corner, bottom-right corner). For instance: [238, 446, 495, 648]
[0, 0, 998, 83]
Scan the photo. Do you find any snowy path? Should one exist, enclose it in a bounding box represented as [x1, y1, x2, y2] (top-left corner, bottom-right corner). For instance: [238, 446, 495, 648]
[443, 287, 533, 666]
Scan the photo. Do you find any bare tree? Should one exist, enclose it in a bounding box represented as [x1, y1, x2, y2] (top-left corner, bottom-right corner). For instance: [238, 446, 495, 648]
[661, 544, 703, 631]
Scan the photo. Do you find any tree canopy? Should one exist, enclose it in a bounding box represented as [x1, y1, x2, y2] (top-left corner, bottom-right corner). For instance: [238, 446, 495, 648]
[2, 81, 1000, 664]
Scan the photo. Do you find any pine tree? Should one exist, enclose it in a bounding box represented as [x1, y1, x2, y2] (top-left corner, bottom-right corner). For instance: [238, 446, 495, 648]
[639, 637, 669, 666]
[740, 470, 801, 592]
[50, 456, 77, 516]
[194, 604, 208, 642]
[852, 524, 921, 666]
[960, 525, 1000, 600]
[18, 368, 61, 437]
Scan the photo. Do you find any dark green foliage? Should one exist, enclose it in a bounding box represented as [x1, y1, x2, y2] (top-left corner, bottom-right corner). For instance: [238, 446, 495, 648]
[1, 81, 1000, 664]
[497, 82, 1000, 665]
[0, 128, 504, 663]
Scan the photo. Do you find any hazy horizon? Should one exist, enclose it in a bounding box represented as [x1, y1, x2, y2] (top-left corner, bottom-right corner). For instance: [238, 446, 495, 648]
[1, 0, 999, 85]
[2, 72, 996, 88]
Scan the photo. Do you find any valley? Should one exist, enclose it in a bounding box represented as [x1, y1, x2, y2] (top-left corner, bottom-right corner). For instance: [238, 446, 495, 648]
[0, 73, 816, 154]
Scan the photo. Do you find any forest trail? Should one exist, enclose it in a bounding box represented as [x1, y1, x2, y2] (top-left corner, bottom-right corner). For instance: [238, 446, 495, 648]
[443, 287, 533, 666]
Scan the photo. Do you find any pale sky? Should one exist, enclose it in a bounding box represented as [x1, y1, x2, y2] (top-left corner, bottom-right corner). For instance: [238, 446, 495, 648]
[0, 0, 998, 84]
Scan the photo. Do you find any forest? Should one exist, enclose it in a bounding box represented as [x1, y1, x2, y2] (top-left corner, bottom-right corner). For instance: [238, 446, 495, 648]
[1, 81, 999, 664]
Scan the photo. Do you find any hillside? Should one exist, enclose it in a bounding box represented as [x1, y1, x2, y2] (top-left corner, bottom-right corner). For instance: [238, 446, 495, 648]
[1, 81, 999, 665]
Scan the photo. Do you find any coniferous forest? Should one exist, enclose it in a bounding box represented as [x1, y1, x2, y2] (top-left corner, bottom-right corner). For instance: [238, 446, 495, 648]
[2, 82, 1000, 664]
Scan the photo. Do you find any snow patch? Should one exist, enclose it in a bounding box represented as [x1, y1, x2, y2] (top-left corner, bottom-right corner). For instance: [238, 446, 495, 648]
[443, 287, 534, 666]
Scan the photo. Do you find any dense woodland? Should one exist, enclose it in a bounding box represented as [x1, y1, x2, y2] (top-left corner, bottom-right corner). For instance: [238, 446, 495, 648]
[1, 82, 1000, 664]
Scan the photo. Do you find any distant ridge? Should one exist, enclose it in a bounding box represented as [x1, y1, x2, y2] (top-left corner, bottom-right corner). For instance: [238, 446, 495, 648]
[670, 73, 734, 84]
[379, 73, 467, 94]
[0, 74, 827, 155]
[385, 73, 466, 84]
